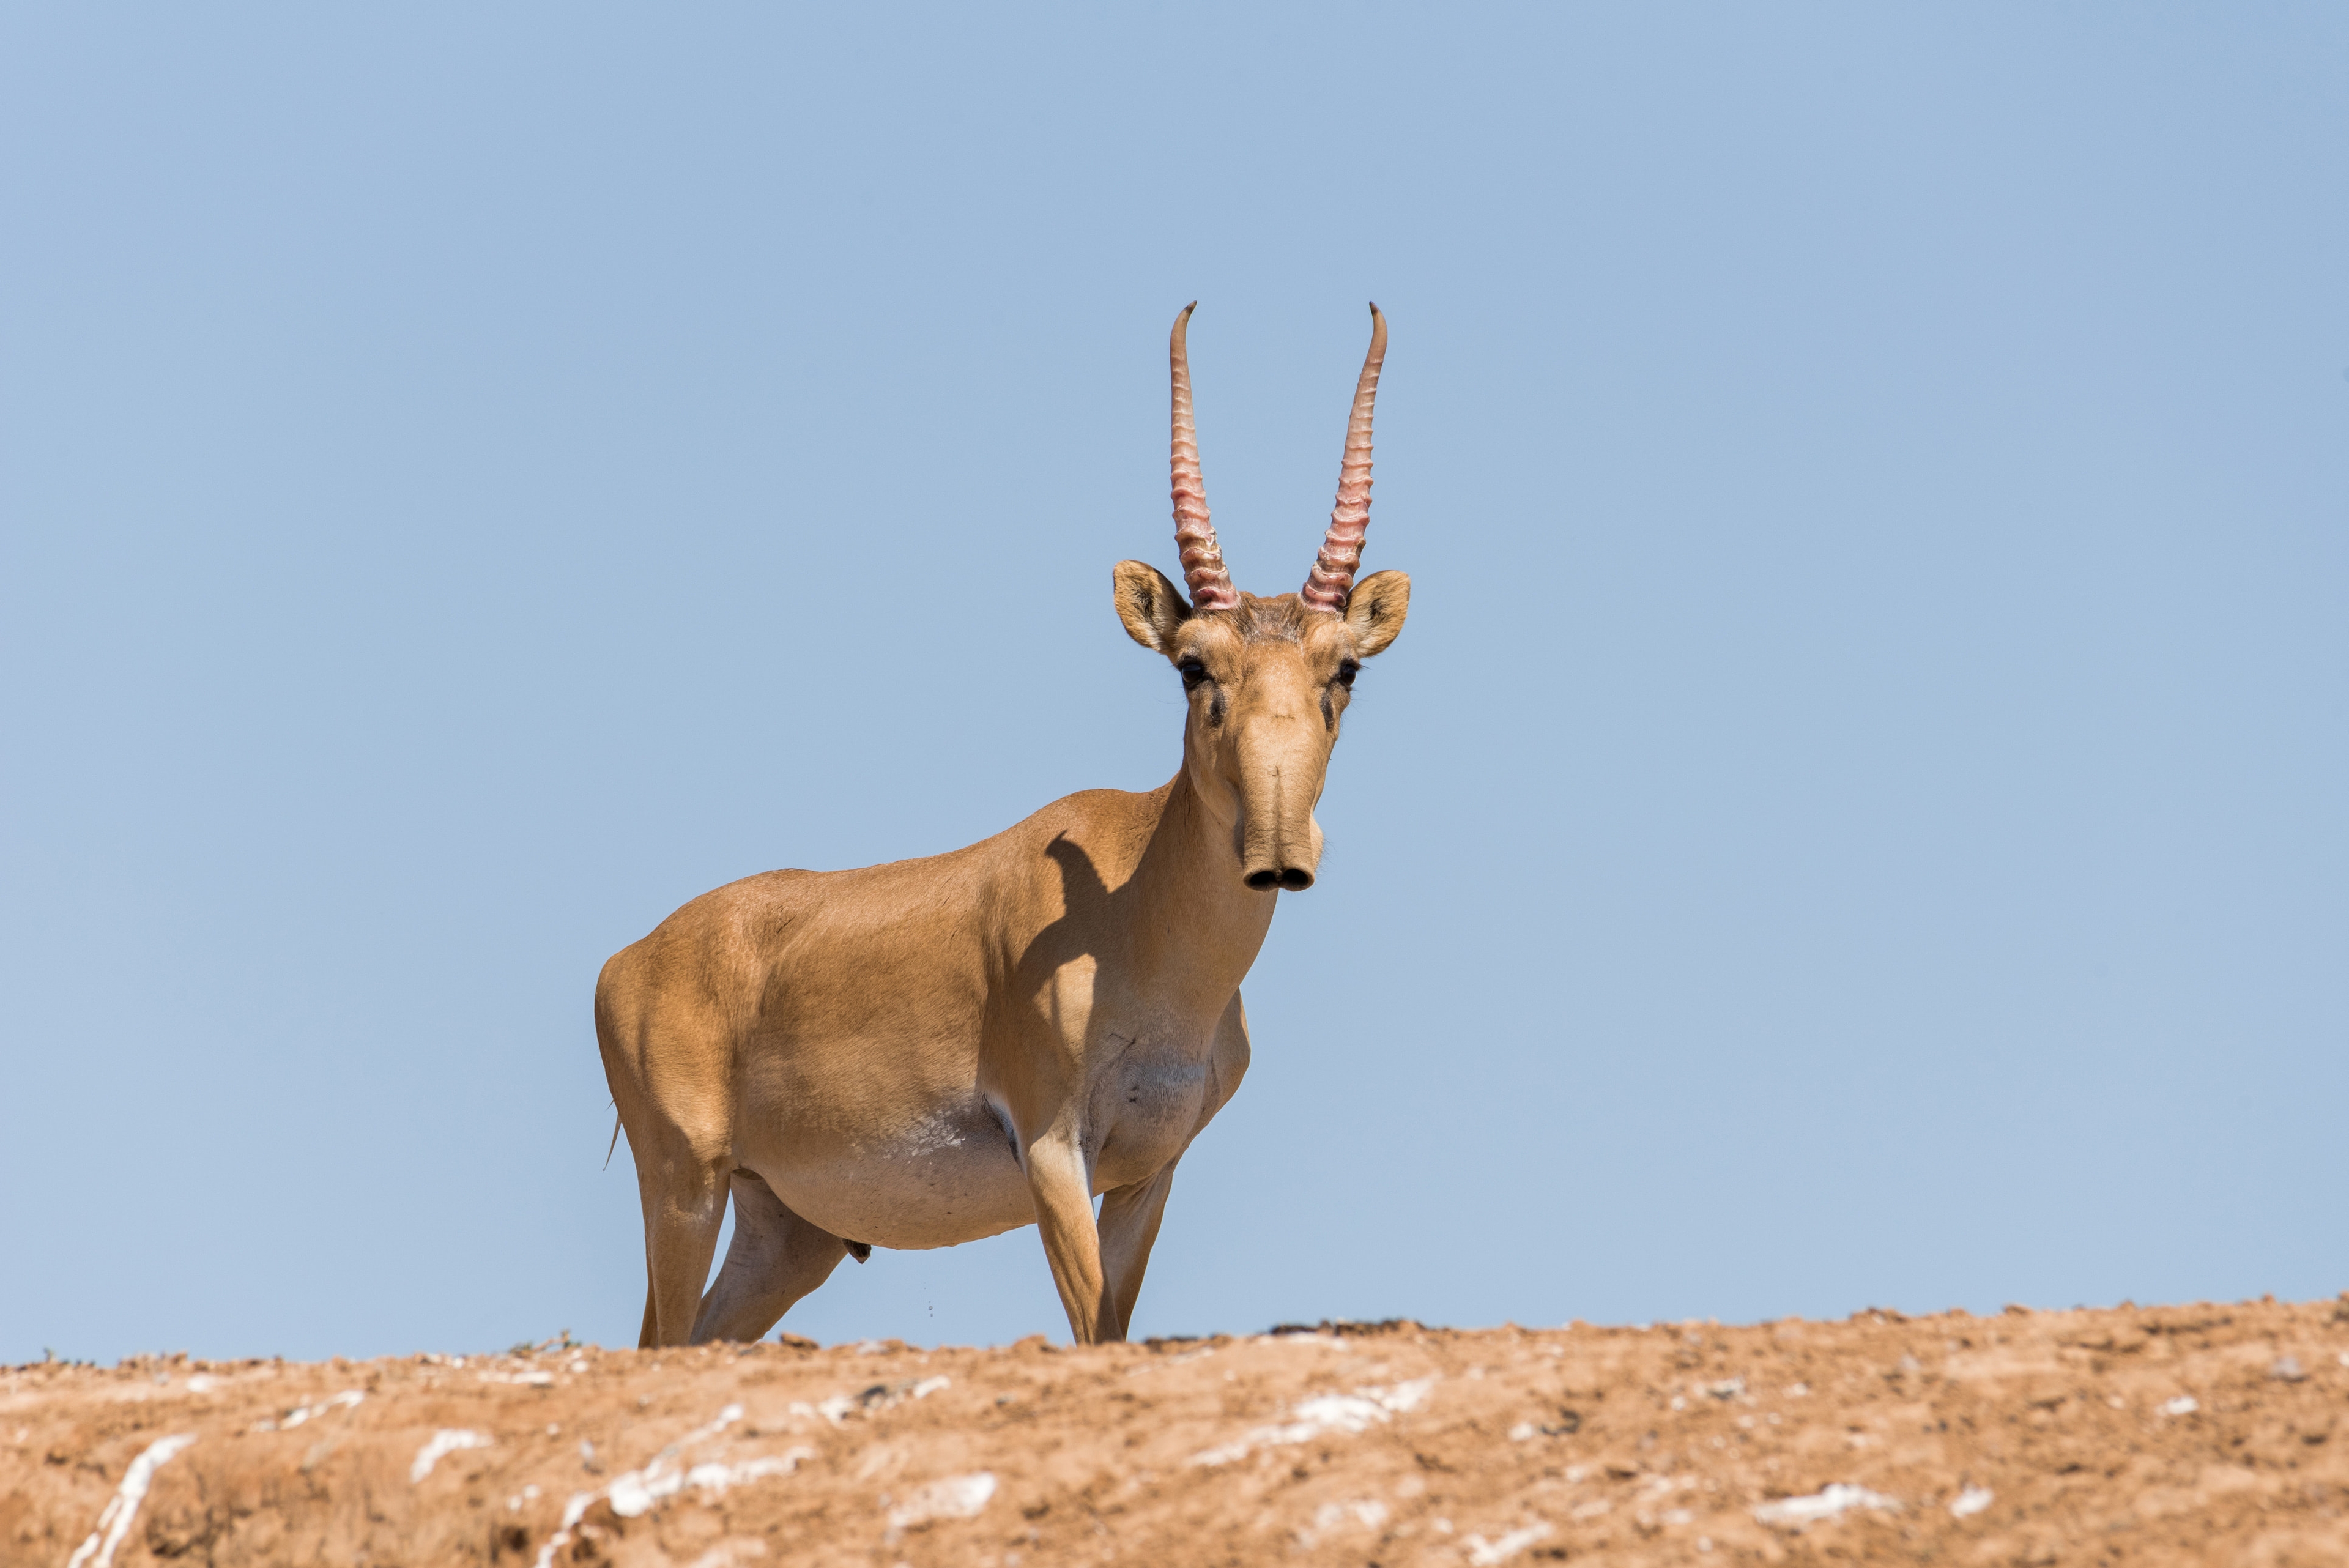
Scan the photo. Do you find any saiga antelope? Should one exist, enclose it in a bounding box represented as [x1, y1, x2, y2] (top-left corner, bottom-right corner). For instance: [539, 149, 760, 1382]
[597, 304, 1412, 1346]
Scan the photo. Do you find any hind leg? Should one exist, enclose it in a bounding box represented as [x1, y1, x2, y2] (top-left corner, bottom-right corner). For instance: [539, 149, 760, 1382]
[691, 1169, 853, 1343]
[599, 944, 741, 1348]
[634, 1139, 732, 1348]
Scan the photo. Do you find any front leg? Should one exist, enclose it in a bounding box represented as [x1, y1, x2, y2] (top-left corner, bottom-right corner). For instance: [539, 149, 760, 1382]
[1096, 992, 1252, 1339]
[1023, 1128, 1116, 1343]
[1097, 1161, 1179, 1341]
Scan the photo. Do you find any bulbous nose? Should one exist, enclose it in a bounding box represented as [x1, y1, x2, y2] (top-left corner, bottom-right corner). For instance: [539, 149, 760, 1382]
[1244, 867, 1316, 892]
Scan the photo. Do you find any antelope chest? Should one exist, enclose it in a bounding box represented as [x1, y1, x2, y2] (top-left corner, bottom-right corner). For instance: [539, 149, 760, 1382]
[1087, 1032, 1213, 1189]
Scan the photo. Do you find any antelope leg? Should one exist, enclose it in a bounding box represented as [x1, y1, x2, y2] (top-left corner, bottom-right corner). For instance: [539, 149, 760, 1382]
[689, 1169, 852, 1345]
[1023, 1131, 1116, 1343]
[1097, 1159, 1180, 1342]
[637, 1150, 730, 1348]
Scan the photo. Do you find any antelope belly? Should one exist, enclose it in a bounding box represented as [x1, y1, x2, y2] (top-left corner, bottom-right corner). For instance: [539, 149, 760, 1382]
[759, 1105, 1035, 1252]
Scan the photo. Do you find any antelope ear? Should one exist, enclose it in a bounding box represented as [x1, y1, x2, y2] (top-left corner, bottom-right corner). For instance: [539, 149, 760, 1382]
[1343, 570, 1410, 656]
[1113, 560, 1192, 653]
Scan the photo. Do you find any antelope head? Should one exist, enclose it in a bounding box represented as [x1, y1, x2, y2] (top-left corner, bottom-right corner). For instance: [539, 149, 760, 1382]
[1115, 303, 1412, 893]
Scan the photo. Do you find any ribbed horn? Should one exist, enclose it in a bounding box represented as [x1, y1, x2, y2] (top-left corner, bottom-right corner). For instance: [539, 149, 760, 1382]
[1170, 302, 1239, 613]
[1301, 302, 1388, 614]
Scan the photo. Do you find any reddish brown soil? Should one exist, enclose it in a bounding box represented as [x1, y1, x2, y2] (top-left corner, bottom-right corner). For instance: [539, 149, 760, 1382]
[6, 1298, 2347, 1566]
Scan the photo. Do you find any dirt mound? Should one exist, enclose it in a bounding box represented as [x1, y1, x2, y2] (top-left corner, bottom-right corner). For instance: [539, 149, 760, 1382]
[6, 1298, 2345, 1566]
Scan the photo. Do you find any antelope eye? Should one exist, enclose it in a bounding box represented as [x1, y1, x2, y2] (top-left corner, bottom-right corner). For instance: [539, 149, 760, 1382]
[1334, 660, 1360, 689]
[1178, 659, 1210, 691]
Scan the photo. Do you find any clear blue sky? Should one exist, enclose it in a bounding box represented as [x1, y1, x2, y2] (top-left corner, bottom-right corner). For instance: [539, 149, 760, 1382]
[4, 6, 2343, 1363]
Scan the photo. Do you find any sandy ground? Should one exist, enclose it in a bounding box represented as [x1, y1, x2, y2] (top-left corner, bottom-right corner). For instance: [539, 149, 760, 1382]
[5, 1298, 2346, 1566]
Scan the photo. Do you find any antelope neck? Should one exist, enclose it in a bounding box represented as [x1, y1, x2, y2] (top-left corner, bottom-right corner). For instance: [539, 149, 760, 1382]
[1124, 768, 1277, 1003]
